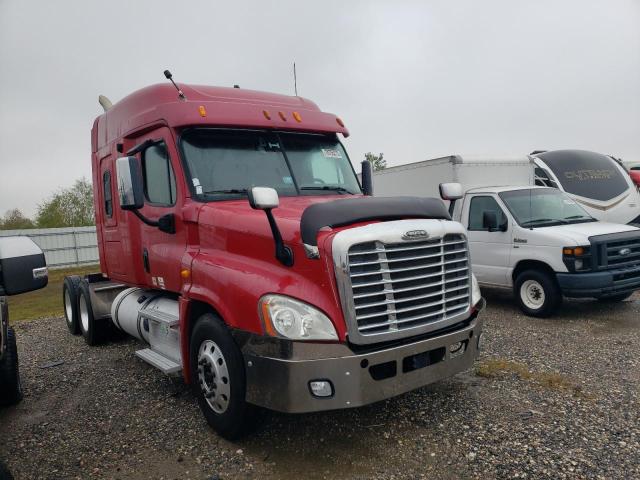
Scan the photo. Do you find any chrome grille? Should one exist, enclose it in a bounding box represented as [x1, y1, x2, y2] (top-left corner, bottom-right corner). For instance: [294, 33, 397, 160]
[346, 234, 470, 339]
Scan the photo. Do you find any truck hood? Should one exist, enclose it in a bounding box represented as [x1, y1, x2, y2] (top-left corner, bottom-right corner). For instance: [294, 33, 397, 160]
[195, 195, 353, 259]
[534, 221, 639, 245]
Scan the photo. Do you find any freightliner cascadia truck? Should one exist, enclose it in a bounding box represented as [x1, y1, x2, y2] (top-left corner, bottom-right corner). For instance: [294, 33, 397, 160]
[62, 72, 485, 439]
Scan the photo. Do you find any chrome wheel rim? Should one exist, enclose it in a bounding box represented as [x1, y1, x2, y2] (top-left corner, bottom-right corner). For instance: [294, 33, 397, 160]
[79, 293, 89, 333]
[197, 340, 230, 414]
[521, 280, 545, 309]
[64, 289, 73, 324]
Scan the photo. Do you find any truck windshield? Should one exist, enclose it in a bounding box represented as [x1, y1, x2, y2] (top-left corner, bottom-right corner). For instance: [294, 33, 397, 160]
[180, 129, 362, 199]
[499, 188, 597, 228]
[536, 150, 629, 201]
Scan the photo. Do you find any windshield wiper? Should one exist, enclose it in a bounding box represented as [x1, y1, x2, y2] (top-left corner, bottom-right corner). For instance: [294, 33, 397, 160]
[564, 215, 597, 223]
[300, 185, 354, 194]
[521, 218, 569, 227]
[203, 188, 248, 195]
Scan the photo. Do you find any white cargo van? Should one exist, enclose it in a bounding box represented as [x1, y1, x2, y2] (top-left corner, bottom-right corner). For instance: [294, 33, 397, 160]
[373, 159, 640, 316]
[373, 151, 640, 225]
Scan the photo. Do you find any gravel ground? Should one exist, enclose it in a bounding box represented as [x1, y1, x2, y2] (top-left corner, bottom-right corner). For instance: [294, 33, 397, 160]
[1, 290, 639, 479]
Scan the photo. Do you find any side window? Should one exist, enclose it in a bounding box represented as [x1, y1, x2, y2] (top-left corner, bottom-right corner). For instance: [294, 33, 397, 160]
[141, 142, 176, 206]
[103, 170, 113, 217]
[468, 196, 507, 231]
[534, 167, 558, 188]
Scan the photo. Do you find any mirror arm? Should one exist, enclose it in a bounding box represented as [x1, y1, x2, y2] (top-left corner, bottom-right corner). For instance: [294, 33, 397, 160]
[132, 209, 159, 227]
[264, 209, 294, 267]
[132, 210, 176, 234]
[448, 199, 456, 216]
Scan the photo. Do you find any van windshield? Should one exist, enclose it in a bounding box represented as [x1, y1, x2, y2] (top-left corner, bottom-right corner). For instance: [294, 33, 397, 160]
[499, 188, 597, 228]
[180, 129, 362, 199]
[536, 150, 629, 201]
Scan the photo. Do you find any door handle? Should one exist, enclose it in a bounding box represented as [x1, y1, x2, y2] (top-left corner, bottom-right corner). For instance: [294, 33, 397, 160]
[142, 248, 150, 273]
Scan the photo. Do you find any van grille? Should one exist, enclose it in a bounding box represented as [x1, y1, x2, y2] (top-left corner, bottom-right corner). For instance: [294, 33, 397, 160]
[603, 237, 640, 268]
[345, 234, 470, 339]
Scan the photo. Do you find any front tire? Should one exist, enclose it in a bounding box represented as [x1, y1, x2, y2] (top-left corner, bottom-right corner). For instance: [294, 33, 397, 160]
[514, 269, 562, 318]
[190, 313, 258, 440]
[78, 282, 108, 346]
[0, 327, 23, 407]
[63, 275, 82, 335]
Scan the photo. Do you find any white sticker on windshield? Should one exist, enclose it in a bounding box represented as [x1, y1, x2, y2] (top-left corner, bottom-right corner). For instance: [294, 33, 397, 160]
[321, 148, 342, 159]
[195, 185, 203, 194]
[283, 176, 293, 185]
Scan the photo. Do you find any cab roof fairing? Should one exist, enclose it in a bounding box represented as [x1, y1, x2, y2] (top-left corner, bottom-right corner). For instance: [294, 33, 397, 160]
[92, 83, 349, 152]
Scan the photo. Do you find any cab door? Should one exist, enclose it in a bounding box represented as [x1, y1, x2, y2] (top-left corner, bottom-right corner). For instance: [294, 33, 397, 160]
[463, 194, 512, 287]
[129, 127, 187, 293]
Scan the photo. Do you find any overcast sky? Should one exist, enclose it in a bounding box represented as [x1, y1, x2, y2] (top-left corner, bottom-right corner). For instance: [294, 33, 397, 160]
[1, 0, 639, 217]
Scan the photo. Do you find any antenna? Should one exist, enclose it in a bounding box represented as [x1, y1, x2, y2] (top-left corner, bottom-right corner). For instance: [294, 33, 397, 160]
[293, 62, 298, 96]
[163, 70, 186, 101]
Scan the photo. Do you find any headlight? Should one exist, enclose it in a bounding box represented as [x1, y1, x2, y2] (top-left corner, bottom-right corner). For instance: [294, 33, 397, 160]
[258, 294, 338, 341]
[471, 273, 482, 307]
[562, 245, 591, 272]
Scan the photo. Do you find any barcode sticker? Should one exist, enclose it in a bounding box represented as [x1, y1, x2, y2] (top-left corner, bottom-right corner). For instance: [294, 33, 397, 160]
[321, 148, 342, 159]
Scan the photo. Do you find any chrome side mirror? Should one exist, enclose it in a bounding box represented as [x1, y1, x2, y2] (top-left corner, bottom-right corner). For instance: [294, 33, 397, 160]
[248, 187, 279, 210]
[248, 187, 293, 266]
[116, 157, 144, 210]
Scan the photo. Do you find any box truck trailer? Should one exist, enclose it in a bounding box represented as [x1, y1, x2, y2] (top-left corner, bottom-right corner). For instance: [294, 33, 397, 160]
[61, 75, 485, 439]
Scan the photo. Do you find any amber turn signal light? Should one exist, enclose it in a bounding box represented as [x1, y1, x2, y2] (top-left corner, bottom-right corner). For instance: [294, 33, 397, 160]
[563, 247, 585, 256]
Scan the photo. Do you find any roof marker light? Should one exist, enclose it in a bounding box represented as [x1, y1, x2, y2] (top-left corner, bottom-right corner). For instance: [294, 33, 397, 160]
[293, 111, 302, 123]
[198, 105, 207, 117]
[263, 110, 271, 120]
[278, 111, 287, 121]
[336, 117, 345, 127]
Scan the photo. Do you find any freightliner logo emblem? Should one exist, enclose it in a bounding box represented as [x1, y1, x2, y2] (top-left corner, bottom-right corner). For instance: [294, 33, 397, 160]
[402, 229, 429, 241]
[619, 247, 632, 256]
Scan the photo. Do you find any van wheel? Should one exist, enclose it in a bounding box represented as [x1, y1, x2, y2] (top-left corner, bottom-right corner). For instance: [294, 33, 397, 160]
[78, 282, 108, 346]
[63, 276, 82, 335]
[514, 269, 562, 318]
[598, 292, 633, 303]
[190, 313, 260, 440]
[0, 327, 23, 406]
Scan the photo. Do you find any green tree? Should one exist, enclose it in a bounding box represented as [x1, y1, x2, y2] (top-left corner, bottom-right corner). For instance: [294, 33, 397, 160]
[36, 178, 95, 228]
[0, 209, 35, 230]
[365, 152, 386, 171]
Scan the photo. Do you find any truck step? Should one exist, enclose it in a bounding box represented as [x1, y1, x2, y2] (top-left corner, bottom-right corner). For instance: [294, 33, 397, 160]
[135, 348, 181, 374]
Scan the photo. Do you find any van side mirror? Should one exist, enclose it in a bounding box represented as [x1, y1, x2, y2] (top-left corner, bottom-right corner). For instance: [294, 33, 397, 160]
[439, 182, 463, 216]
[482, 211, 500, 232]
[116, 157, 144, 210]
[248, 187, 293, 267]
[0, 237, 48, 295]
[439, 182, 463, 201]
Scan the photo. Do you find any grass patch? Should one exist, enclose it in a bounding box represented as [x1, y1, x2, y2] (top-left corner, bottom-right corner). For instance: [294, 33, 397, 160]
[6, 265, 99, 323]
[476, 358, 585, 396]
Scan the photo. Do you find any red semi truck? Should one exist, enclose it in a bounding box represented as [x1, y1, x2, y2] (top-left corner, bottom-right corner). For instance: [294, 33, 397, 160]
[63, 74, 485, 439]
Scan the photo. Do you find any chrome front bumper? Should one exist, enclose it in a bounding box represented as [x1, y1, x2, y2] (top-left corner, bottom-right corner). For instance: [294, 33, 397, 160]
[243, 308, 484, 413]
